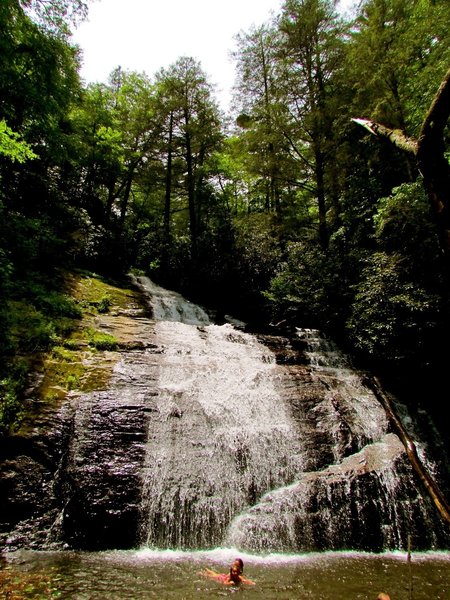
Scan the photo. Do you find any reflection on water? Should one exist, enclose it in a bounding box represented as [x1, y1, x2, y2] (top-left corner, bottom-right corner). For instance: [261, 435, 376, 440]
[2, 549, 449, 599]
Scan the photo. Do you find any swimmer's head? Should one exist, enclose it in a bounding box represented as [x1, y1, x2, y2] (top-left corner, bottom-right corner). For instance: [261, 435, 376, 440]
[229, 565, 241, 583]
[233, 558, 243, 573]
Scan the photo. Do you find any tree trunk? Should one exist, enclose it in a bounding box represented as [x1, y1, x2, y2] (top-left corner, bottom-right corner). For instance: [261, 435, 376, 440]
[163, 112, 174, 240]
[314, 144, 328, 250]
[416, 67, 450, 255]
[184, 112, 197, 259]
[119, 168, 134, 228]
[366, 376, 450, 526]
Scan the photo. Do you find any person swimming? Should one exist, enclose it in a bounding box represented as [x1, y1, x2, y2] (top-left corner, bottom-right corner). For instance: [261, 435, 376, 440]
[200, 558, 255, 586]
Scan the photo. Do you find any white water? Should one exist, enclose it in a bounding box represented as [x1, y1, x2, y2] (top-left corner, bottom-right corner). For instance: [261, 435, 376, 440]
[133, 278, 447, 553]
[134, 276, 211, 325]
[296, 327, 388, 454]
[138, 314, 306, 548]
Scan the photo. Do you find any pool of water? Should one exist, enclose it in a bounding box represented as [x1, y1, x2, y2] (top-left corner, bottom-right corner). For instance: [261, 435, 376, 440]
[1, 548, 449, 599]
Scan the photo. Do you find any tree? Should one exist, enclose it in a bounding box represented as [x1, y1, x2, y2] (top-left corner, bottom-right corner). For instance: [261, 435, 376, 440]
[277, 0, 346, 248]
[0, 120, 37, 163]
[20, 0, 90, 36]
[347, 0, 450, 136]
[339, 0, 450, 370]
[154, 57, 223, 259]
[233, 25, 285, 215]
[0, 0, 86, 433]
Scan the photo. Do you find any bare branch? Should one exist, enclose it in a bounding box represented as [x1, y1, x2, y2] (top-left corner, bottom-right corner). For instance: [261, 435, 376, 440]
[351, 118, 418, 155]
[352, 67, 450, 256]
[366, 376, 450, 526]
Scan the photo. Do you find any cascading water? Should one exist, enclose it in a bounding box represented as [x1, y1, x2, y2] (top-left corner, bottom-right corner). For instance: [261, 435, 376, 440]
[2, 277, 449, 600]
[135, 277, 306, 548]
[225, 329, 445, 552]
[132, 278, 448, 552]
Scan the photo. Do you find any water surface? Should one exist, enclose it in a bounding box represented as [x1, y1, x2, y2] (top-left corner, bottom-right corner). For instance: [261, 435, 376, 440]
[2, 549, 449, 599]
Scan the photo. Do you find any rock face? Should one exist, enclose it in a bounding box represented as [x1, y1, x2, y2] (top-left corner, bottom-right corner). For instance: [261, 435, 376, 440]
[0, 281, 160, 551]
[57, 390, 154, 549]
[1, 277, 449, 553]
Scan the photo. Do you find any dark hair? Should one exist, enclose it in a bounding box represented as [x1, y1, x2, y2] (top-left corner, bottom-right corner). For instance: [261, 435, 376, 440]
[234, 558, 244, 571]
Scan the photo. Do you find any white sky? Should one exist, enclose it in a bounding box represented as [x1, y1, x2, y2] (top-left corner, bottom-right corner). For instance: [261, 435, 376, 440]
[72, 0, 355, 110]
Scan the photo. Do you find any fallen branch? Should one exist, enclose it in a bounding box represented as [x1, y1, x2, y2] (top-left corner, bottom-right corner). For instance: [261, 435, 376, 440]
[365, 375, 450, 526]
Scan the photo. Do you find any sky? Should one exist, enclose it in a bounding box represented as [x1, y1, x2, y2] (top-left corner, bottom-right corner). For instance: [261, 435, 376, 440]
[72, 0, 355, 110]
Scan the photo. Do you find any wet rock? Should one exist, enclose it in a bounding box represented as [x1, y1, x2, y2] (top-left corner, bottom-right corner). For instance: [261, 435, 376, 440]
[226, 434, 449, 552]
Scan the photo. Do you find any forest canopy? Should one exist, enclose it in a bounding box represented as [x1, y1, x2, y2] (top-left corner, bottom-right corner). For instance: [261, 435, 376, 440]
[1, 0, 449, 433]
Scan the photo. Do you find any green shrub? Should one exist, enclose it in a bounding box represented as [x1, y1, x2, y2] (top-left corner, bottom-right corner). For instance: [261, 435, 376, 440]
[9, 302, 59, 351]
[0, 361, 29, 435]
[96, 294, 112, 313]
[62, 338, 81, 350]
[32, 289, 83, 319]
[264, 240, 346, 329]
[51, 345, 75, 361]
[65, 374, 80, 390]
[346, 252, 441, 363]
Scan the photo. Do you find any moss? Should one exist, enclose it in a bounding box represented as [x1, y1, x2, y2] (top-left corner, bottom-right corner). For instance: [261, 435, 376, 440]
[86, 328, 118, 351]
[51, 345, 77, 362]
[1, 271, 145, 434]
[69, 271, 138, 314]
[38, 354, 86, 403]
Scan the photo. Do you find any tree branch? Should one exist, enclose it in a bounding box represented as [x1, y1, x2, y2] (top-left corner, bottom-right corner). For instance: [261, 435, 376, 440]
[366, 376, 450, 526]
[351, 118, 418, 155]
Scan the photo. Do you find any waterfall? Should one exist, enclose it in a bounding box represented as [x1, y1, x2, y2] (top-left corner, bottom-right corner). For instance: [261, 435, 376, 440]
[225, 329, 445, 552]
[134, 279, 448, 552]
[132, 276, 211, 325]
[136, 276, 307, 548]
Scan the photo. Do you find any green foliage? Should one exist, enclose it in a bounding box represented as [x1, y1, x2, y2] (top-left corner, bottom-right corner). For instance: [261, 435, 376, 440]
[20, 0, 90, 36]
[234, 214, 282, 282]
[0, 360, 29, 435]
[0, 0, 448, 420]
[344, 181, 446, 367]
[0, 119, 38, 162]
[373, 182, 444, 296]
[0, 282, 83, 432]
[86, 328, 118, 351]
[62, 338, 81, 350]
[265, 240, 345, 328]
[51, 345, 76, 361]
[96, 294, 112, 313]
[346, 0, 450, 135]
[8, 301, 58, 351]
[33, 289, 83, 319]
[346, 252, 441, 363]
[374, 181, 440, 258]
